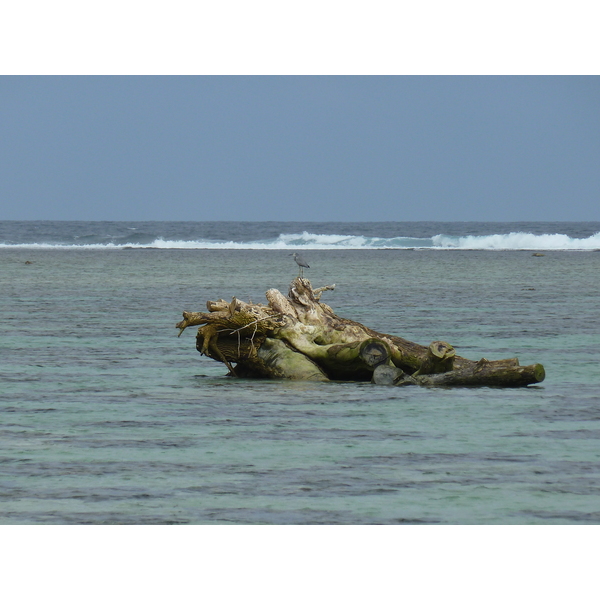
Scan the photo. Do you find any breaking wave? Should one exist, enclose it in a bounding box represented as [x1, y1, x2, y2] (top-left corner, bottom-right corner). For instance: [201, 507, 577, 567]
[432, 231, 600, 250]
[2, 230, 600, 251]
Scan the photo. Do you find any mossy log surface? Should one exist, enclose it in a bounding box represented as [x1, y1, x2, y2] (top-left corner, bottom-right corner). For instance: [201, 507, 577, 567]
[176, 277, 545, 388]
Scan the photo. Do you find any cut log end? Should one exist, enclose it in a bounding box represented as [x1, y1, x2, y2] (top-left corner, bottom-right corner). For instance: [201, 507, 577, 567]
[413, 341, 456, 376]
[430, 341, 456, 360]
[533, 363, 545, 383]
[359, 338, 391, 368]
[371, 364, 405, 386]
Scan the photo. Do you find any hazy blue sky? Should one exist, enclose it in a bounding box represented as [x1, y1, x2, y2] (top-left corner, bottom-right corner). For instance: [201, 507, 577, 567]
[1, 76, 598, 221]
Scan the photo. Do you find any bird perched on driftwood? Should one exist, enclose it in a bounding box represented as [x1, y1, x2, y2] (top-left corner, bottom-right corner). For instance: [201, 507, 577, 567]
[290, 252, 310, 276]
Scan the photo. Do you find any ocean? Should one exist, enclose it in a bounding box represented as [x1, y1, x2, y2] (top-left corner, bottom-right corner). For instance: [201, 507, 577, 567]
[1, 221, 600, 524]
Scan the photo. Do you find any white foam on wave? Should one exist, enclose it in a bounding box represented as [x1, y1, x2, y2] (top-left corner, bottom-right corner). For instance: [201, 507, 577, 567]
[433, 231, 600, 251]
[2, 231, 600, 251]
[150, 233, 376, 249]
[0, 231, 430, 250]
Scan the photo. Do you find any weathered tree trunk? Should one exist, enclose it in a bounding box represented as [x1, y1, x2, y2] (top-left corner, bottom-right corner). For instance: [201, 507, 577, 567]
[176, 277, 545, 388]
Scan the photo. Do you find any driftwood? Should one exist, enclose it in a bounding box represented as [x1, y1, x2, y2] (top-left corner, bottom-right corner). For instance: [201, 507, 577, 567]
[176, 277, 545, 388]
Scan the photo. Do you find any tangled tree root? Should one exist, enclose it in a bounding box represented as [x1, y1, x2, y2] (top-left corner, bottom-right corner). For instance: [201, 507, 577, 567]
[177, 277, 545, 387]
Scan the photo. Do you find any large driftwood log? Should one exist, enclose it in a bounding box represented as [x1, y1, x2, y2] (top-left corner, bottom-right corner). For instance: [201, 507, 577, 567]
[176, 277, 545, 387]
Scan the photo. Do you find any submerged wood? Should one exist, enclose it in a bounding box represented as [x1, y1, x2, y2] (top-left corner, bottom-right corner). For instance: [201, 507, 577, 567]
[176, 277, 545, 387]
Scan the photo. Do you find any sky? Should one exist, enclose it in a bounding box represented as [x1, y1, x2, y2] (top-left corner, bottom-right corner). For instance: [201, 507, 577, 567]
[1, 75, 599, 222]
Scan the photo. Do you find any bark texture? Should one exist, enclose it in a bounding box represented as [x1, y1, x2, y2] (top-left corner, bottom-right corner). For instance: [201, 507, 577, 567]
[176, 277, 545, 387]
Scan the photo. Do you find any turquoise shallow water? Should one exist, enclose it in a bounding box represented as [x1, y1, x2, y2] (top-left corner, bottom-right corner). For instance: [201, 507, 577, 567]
[1, 224, 600, 524]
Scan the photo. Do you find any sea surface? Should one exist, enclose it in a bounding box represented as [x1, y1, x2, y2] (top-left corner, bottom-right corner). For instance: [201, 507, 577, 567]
[1, 221, 600, 524]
